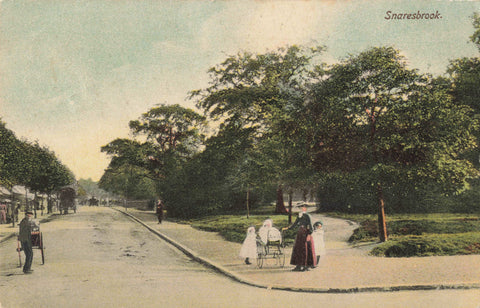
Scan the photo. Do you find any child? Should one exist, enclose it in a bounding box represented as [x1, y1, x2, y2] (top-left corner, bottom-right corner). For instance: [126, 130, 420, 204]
[239, 226, 257, 265]
[312, 221, 326, 265]
[258, 219, 273, 245]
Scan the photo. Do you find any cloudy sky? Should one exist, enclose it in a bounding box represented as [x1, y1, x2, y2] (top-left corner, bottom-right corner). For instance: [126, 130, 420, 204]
[1, 0, 479, 181]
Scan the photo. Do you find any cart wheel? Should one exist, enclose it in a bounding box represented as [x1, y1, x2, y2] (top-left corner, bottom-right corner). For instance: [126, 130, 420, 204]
[256, 253, 263, 268]
[40, 233, 45, 265]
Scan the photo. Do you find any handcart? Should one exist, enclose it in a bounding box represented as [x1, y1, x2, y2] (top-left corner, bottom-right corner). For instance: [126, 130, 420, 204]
[256, 227, 285, 268]
[17, 223, 45, 266]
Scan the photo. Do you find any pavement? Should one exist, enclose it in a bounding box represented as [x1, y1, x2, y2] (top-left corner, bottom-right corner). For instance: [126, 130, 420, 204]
[2, 207, 480, 293]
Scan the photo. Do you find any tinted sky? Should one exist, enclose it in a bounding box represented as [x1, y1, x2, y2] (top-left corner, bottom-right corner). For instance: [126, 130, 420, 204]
[1, 0, 479, 181]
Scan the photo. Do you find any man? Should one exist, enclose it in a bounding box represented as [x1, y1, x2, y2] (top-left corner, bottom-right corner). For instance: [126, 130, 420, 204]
[19, 211, 34, 274]
[0, 202, 6, 224]
[156, 200, 164, 224]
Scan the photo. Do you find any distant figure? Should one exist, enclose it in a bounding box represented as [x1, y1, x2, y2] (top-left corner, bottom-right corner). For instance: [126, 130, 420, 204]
[14, 202, 20, 222]
[312, 221, 326, 266]
[156, 200, 164, 224]
[239, 226, 257, 265]
[283, 207, 316, 271]
[19, 211, 34, 274]
[0, 203, 6, 224]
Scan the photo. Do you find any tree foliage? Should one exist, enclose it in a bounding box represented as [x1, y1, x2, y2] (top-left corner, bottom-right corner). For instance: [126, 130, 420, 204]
[191, 45, 325, 213]
[100, 104, 207, 203]
[100, 41, 480, 225]
[0, 120, 74, 192]
[305, 47, 478, 241]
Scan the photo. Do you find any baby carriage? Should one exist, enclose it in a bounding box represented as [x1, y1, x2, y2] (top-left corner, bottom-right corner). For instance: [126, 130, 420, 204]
[256, 227, 285, 268]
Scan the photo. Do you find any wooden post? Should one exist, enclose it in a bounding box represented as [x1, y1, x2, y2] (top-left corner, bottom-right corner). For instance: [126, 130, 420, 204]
[377, 183, 388, 242]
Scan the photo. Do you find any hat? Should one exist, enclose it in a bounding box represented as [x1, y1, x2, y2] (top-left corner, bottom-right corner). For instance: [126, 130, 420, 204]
[26, 211, 33, 215]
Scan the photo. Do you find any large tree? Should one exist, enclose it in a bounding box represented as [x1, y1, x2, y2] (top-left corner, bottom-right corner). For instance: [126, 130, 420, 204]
[191, 45, 325, 213]
[101, 104, 206, 203]
[0, 120, 74, 192]
[306, 47, 478, 241]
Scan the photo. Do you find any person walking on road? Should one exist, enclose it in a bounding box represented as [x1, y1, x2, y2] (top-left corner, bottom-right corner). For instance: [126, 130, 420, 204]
[282, 207, 316, 271]
[0, 203, 6, 224]
[19, 211, 34, 274]
[156, 200, 164, 224]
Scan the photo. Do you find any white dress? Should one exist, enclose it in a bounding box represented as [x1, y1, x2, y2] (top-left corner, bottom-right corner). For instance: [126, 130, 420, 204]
[258, 219, 273, 244]
[312, 228, 326, 257]
[239, 227, 257, 259]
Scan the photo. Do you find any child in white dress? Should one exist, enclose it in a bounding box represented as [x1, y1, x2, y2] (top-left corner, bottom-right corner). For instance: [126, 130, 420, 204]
[239, 226, 257, 265]
[312, 221, 326, 265]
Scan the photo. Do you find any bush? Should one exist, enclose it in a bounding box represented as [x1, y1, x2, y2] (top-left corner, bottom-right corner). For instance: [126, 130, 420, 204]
[371, 233, 480, 257]
[348, 214, 480, 242]
[349, 220, 378, 242]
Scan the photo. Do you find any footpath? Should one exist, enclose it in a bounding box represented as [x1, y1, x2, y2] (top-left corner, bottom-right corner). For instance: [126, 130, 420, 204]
[2, 207, 480, 293]
[116, 207, 480, 293]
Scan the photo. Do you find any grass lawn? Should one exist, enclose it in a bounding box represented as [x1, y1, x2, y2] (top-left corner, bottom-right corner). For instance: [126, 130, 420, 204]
[170, 205, 298, 245]
[174, 208, 480, 257]
[327, 212, 480, 257]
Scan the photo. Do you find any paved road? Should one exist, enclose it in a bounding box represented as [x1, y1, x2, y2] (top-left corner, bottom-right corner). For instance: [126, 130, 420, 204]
[1, 207, 480, 308]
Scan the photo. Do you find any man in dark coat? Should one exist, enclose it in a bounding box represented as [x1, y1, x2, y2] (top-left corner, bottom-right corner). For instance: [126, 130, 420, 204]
[19, 211, 34, 274]
[156, 200, 164, 224]
[283, 208, 316, 271]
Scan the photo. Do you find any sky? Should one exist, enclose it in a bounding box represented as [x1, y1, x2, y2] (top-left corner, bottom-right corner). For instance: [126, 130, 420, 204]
[1, 0, 480, 181]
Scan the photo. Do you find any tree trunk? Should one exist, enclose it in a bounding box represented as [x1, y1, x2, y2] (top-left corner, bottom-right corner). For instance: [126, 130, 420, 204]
[377, 183, 388, 242]
[246, 186, 250, 219]
[288, 192, 293, 224]
[275, 184, 288, 214]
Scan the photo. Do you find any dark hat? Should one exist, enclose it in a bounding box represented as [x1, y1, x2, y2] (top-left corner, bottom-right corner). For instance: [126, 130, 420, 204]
[26, 211, 33, 215]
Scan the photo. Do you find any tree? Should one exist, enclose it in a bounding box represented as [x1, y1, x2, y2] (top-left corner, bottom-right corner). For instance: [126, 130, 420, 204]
[0, 120, 74, 192]
[0, 120, 24, 186]
[448, 57, 480, 113]
[191, 45, 325, 213]
[26, 143, 74, 194]
[470, 12, 480, 50]
[306, 47, 478, 241]
[100, 104, 207, 206]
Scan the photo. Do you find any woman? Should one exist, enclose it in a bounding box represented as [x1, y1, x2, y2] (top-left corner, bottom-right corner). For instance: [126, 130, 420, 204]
[282, 208, 316, 271]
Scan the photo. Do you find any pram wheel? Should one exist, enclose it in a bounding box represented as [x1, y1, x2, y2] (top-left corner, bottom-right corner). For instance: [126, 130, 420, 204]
[275, 249, 285, 267]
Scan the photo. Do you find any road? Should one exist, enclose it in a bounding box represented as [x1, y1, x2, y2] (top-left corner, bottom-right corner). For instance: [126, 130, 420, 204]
[1, 207, 479, 308]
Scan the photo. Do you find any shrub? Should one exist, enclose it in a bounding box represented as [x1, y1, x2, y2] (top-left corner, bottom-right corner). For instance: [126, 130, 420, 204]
[371, 233, 480, 257]
[348, 214, 480, 242]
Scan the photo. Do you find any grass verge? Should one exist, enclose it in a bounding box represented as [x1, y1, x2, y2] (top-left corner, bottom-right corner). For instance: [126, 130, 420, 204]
[327, 212, 480, 257]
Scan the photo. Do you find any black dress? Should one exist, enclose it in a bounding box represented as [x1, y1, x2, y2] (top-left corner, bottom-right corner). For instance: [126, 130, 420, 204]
[287, 213, 316, 268]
